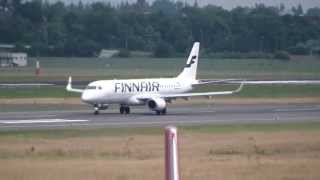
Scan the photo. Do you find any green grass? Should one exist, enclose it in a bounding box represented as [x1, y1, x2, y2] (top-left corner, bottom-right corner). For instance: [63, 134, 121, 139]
[0, 56, 319, 81]
[0, 122, 319, 140]
[195, 84, 320, 98]
[1, 84, 320, 98]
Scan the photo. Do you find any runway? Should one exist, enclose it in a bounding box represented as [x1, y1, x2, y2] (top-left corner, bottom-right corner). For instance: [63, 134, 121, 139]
[0, 103, 320, 130]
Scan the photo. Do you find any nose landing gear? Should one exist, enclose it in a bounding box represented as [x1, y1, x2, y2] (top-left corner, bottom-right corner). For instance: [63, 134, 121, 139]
[93, 104, 108, 115]
[156, 108, 167, 115]
[94, 106, 99, 115]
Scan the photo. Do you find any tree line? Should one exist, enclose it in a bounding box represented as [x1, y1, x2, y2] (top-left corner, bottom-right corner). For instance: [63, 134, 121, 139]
[0, 0, 320, 57]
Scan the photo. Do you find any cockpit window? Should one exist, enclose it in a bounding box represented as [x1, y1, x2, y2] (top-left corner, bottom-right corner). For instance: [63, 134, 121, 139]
[86, 86, 96, 90]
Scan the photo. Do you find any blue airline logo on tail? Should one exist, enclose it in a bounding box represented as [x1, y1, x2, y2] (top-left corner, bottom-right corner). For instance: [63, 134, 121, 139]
[185, 55, 197, 68]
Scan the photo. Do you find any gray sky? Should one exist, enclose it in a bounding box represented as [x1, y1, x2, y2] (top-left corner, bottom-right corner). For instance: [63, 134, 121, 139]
[61, 0, 320, 10]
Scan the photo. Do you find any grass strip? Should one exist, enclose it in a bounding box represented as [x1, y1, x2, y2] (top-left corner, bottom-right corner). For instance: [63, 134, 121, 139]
[1, 85, 320, 98]
[1, 121, 319, 140]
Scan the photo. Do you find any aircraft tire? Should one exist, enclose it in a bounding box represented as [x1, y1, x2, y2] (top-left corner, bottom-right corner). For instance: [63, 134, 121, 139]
[161, 108, 167, 115]
[94, 110, 99, 115]
[125, 107, 130, 114]
[120, 107, 125, 114]
[94, 105, 99, 115]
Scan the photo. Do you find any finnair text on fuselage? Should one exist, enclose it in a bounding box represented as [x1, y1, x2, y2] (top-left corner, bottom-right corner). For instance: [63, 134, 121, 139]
[114, 81, 160, 93]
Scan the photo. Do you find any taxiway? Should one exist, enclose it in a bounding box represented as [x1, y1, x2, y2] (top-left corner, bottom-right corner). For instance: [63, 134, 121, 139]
[0, 103, 319, 130]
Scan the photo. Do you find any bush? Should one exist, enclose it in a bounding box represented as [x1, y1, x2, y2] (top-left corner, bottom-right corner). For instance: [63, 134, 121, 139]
[117, 49, 131, 57]
[273, 51, 291, 61]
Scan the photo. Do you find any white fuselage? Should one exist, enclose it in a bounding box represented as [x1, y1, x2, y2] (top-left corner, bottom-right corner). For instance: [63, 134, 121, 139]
[81, 78, 193, 106]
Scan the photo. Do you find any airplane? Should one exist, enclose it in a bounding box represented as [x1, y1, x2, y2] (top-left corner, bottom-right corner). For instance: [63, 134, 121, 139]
[66, 42, 244, 115]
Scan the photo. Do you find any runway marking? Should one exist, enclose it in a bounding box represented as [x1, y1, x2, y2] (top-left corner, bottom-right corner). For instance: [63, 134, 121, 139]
[0, 114, 57, 119]
[274, 107, 320, 112]
[0, 119, 89, 124]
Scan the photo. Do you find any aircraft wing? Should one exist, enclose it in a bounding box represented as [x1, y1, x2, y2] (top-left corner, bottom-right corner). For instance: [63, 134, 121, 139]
[229, 80, 320, 85]
[66, 76, 84, 93]
[161, 83, 244, 99]
[193, 79, 241, 86]
[199, 79, 320, 85]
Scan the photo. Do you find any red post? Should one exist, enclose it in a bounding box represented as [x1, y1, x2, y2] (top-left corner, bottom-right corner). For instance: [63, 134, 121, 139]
[165, 126, 180, 180]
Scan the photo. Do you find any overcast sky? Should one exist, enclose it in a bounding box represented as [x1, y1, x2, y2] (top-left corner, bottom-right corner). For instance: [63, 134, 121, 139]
[60, 0, 320, 10]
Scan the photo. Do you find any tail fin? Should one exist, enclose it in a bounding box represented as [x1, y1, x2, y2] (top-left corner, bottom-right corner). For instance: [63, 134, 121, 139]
[177, 42, 200, 80]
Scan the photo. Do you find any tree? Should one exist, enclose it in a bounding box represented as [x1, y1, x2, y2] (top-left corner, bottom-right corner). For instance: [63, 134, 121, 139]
[153, 40, 174, 57]
[292, 4, 304, 16]
[0, 0, 318, 57]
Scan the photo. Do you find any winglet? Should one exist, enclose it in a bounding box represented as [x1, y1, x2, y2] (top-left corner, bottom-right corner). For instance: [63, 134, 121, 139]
[66, 76, 72, 91]
[233, 82, 244, 93]
[66, 76, 84, 93]
[68, 76, 72, 84]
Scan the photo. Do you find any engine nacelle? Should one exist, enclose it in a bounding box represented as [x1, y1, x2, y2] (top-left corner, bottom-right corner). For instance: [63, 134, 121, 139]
[147, 98, 166, 111]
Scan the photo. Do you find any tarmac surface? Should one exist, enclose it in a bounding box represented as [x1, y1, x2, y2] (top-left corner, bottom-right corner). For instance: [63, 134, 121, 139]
[0, 103, 319, 130]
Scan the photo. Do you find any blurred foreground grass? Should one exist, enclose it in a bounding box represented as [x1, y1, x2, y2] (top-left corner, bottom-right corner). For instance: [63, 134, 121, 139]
[0, 122, 320, 180]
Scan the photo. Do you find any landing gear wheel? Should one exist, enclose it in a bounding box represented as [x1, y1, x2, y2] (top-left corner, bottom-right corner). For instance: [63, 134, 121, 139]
[120, 106, 130, 114]
[156, 108, 167, 115]
[161, 108, 167, 115]
[94, 106, 99, 115]
[120, 107, 125, 114]
[125, 107, 130, 114]
[94, 110, 99, 115]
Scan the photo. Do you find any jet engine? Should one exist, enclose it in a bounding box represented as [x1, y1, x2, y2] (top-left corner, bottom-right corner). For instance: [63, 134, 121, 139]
[147, 98, 166, 111]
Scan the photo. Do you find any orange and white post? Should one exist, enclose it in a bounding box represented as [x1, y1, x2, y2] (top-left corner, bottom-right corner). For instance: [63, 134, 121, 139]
[165, 126, 180, 180]
[35, 61, 40, 76]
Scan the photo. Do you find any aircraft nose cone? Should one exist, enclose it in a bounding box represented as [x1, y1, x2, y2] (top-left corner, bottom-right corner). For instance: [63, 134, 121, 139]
[81, 91, 94, 102]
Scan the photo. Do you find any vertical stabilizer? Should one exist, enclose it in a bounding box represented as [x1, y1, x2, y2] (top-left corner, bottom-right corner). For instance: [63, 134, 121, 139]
[177, 42, 200, 80]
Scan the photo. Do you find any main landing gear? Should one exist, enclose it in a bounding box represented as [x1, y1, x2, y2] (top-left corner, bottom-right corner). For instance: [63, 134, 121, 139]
[156, 108, 167, 115]
[120, 105, 130, 114]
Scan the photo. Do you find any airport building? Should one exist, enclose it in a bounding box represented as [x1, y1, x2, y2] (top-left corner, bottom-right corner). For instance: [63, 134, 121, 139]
[0, 44, 28, 67]
[0, 52, 28, 67]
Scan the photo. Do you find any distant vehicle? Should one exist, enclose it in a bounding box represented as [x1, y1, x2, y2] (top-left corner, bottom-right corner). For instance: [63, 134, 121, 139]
[66, 42, 243, 115]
